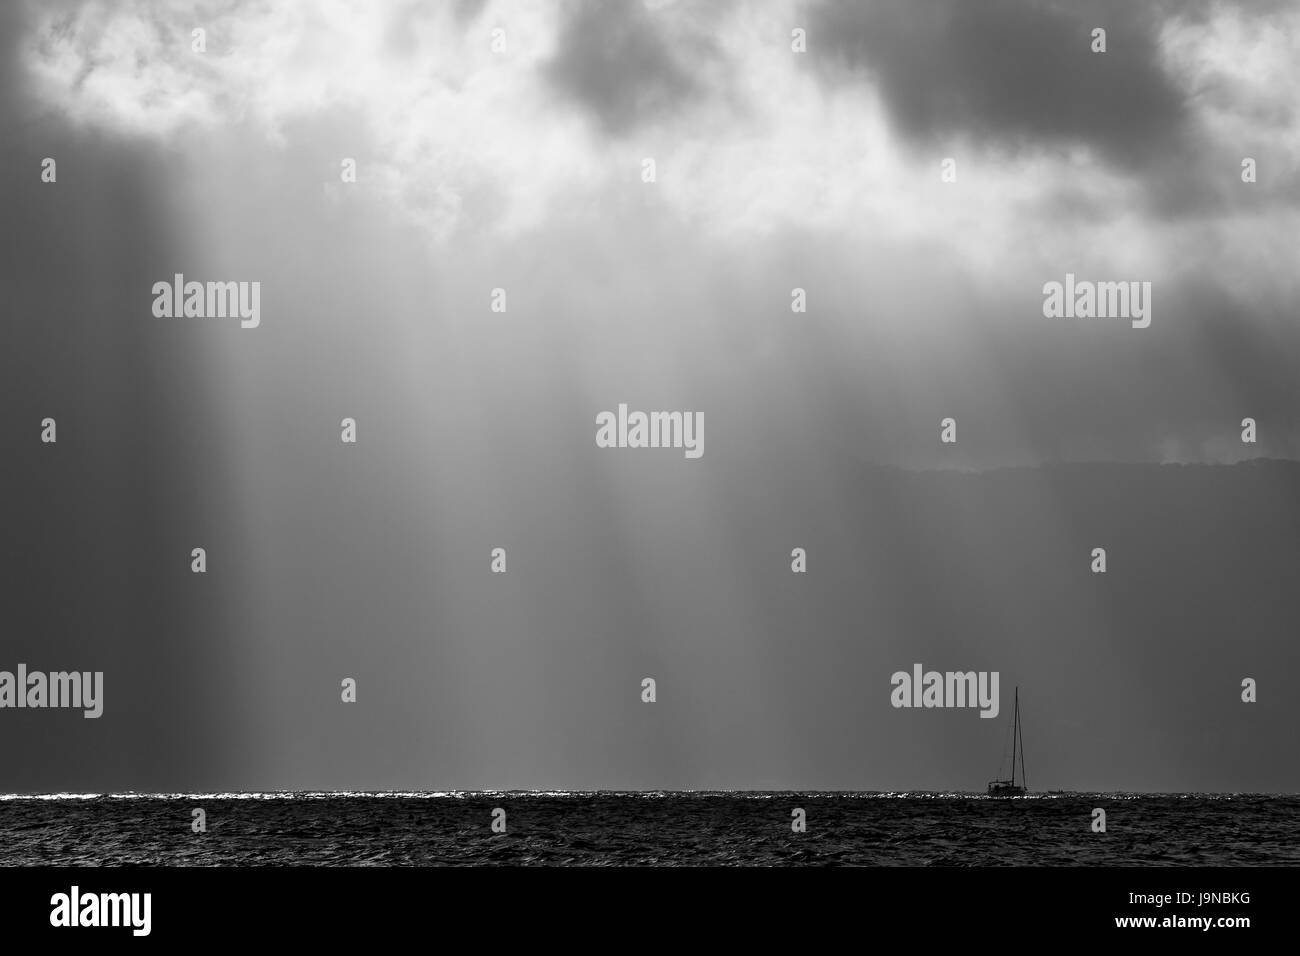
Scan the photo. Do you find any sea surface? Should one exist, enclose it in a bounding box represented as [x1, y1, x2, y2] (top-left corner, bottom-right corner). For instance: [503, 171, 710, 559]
[1, 792, 1296, 866]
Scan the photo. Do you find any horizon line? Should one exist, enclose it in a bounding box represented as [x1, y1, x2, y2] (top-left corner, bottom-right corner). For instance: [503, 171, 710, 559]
[2, 789, 1296, 800]
[859, 456, 1300, 476]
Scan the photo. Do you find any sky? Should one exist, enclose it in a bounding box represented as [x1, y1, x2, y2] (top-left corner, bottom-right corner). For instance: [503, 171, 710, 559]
[2, 0, 1298, 793]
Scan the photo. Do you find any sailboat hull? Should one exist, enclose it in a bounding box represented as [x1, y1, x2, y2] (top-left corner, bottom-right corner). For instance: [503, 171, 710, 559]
[986, 783, 1026, 797]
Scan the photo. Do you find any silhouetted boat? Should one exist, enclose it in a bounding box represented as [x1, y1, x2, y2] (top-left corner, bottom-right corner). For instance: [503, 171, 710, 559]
[987, 686, 1028, 797]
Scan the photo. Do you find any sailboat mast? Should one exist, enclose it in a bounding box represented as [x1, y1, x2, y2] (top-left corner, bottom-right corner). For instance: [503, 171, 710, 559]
[1010, 688, 1019, 786]
[1018, 691, 1028, 791]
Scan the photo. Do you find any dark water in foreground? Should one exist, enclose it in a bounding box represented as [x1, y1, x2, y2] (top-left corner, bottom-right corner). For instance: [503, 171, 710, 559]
[1, 793, 1296, 866]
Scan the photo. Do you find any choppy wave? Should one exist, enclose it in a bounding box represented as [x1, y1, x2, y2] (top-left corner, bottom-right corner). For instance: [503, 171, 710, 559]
[1, 792, 1296, 865]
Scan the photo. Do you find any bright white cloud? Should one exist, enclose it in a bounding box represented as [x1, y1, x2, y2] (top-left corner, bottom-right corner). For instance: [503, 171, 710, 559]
[19, 0, 1300, 296]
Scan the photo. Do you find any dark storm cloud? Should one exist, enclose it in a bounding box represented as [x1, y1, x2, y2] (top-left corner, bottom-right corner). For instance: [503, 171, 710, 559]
[544, 0, 700, 136]
[0, 0, 25, 117]
[810, 0, 1188, 171]
[454, 0, 488, 24]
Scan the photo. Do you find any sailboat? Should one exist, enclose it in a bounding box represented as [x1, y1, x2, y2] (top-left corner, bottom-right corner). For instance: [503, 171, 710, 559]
[987, 686, 1028, 797]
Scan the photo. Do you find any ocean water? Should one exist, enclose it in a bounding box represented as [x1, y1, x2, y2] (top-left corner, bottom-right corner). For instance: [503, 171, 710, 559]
[1, 792, 1295, 866]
